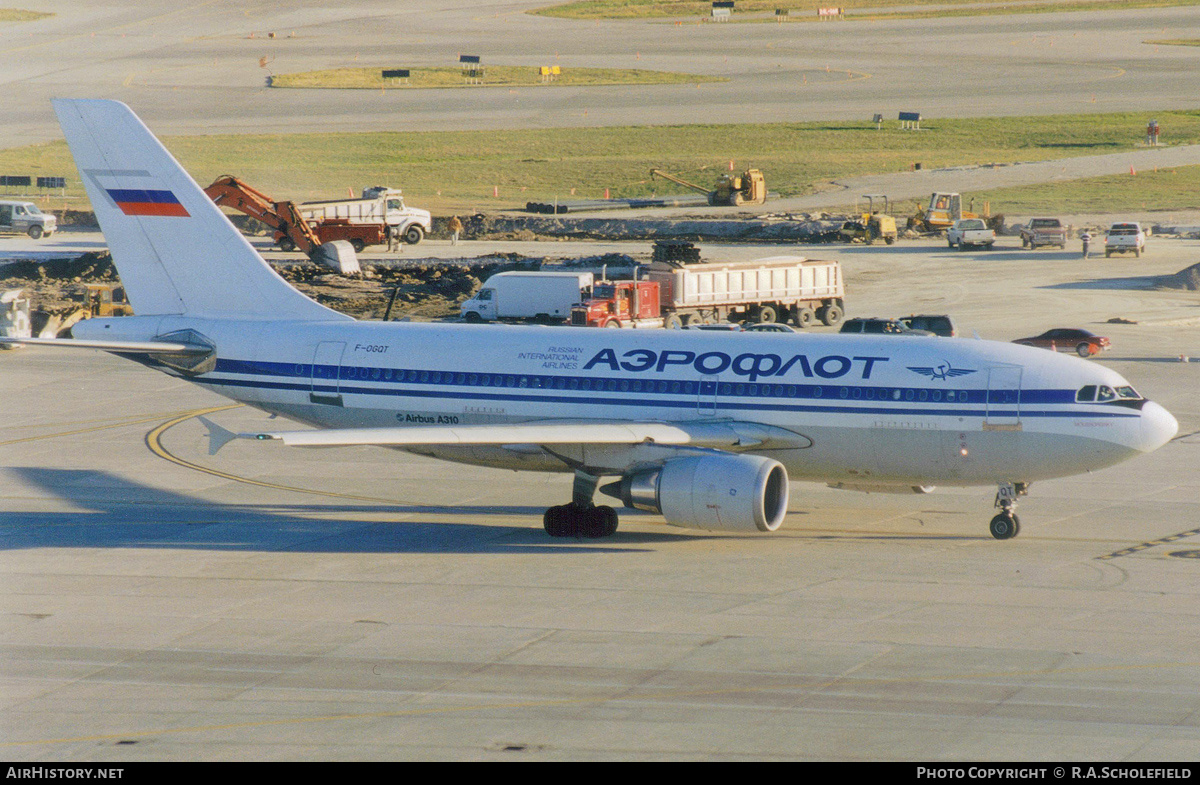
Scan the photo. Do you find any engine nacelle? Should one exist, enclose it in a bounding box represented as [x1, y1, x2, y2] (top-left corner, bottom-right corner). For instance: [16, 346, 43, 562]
[603, 454, 789, 533]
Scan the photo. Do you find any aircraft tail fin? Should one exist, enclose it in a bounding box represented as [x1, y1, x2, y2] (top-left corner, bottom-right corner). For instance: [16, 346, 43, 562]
[52, 99, 347, 321]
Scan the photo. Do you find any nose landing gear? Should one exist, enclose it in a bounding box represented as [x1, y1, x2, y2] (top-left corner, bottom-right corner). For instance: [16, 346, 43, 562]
[990, 482, 1028, 539]
[543, 471, 620, 538]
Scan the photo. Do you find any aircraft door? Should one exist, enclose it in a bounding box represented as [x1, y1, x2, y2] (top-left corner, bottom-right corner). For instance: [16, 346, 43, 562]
[311, 341, 345, 406]
[985, 365, 1022, 430]
[698, 378, 718, 416]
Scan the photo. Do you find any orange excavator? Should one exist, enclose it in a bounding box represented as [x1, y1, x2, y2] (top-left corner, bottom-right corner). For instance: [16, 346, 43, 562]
[203, 176, 359, 272]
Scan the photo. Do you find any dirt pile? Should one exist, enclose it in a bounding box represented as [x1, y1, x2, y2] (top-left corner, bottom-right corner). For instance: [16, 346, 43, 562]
[1155, 262, 1200, 291]
[463, 212, 848, 243]
[0, 252, 562, 322]
[0, 252, 120, 314]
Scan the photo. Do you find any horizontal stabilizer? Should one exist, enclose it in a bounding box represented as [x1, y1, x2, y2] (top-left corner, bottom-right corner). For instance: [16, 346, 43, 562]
[0, 336, 213, 354]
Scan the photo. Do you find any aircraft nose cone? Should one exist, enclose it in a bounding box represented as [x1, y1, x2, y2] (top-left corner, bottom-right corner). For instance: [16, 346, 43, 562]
[1139, 401, 1178, 452]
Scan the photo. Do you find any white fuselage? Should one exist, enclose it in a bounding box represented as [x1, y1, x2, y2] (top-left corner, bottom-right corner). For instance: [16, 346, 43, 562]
[78, 315, 1177, 488]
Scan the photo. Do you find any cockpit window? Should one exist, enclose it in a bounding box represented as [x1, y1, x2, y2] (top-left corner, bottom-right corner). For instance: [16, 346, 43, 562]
[1077, 384, 1144, 403]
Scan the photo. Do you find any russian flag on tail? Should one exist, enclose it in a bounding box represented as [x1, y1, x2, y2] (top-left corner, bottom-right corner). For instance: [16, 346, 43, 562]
[106, 188, 189, 217]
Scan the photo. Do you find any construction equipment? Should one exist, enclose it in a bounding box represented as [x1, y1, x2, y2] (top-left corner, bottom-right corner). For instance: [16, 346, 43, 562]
[204, 176, 359, 274]
[84, 283, 133, 317]
[839, 194, 897, 245]
[649, 167, 767, 206]
[909, 192, 1001, 234]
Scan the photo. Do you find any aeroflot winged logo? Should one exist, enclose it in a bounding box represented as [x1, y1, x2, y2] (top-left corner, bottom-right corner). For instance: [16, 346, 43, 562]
[85, 168, 190, 218]
[907, 361, 977, 382]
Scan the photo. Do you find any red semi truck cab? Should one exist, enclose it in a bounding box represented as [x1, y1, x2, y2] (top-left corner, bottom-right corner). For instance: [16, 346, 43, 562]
[572, 280, 662, 328]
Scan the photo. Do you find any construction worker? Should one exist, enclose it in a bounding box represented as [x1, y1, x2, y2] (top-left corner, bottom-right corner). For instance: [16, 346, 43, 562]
[387, 224, 401, 252]
[447, 215, 463, 246]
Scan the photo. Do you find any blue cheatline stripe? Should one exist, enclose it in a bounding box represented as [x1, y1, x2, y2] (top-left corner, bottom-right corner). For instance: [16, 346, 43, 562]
[192, 363, 1138, 421]
[213, 357, 1075, 406]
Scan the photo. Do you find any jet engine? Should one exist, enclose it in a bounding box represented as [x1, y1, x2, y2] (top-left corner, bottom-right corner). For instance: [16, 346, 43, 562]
[602, 454, 789, 533]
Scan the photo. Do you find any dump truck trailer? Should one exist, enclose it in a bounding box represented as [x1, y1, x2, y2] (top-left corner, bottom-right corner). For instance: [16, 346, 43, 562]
[646, 256, 844, 328]
[298, 187, 432, 245]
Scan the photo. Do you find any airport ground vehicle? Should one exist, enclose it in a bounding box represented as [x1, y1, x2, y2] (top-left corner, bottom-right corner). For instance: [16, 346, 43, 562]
[1019, 218, 1068, 249]
[910, 192, 996, 233]
[1104, 222, 1146, 257]
[1013, 328, 1110, 358]
[899, 314, 957, 337]
[0, 289, 32, 346]
[649, 167, 767, 206]
[572, 257, 844, 329]
[839, 194, 897, 245]
[947, 218, 996, 249]
[0, 200, 56, 239]
[461, 271, 594, 323]
[13, 99, 1180, 544]
[297, 187, 431, 245]
[839, 317, 934, 336]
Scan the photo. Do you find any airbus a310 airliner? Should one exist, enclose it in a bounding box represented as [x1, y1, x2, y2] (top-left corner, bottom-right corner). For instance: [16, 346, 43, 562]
[5, 100, 1178, 540]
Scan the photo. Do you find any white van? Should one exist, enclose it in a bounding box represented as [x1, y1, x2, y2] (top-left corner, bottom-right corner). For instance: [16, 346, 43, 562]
[0, 200, 56, 239]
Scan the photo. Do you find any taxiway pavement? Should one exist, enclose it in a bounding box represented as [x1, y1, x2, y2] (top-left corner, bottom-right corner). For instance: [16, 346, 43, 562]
[4, 1, 1200, 146]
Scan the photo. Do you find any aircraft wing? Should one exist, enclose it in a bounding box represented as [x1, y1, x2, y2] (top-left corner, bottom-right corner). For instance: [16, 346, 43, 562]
[202, 418, 811, 455]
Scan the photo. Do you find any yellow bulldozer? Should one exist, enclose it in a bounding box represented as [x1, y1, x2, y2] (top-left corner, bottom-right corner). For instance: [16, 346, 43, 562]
[839, 194, 898, 245]
[909, 192, 1003, 234]
[650, 167, 767, 207]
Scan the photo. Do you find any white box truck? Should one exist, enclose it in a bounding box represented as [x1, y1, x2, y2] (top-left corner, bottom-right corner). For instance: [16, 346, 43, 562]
[461, 271, 594, 323]
[298, 187, 432, 245]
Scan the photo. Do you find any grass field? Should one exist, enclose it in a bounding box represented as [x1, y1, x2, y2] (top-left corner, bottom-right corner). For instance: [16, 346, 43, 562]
[0, 8, 52, 22]
[5, 111, 1200, 216]
[531, 0, 1200, 20]
[951, 165, 1200, 215]
[269, 66, 726, 90]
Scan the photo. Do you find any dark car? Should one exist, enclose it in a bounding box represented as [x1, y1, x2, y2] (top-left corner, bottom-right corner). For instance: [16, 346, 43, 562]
[839, 317, 934, 336]
[741, 323, 797, 334]
[899, 314, 957, 337]
[1013, 328, 1110, 358]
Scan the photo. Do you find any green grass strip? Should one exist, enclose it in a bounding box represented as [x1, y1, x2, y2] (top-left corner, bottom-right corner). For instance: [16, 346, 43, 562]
[5, 111, 1200, 214]
[269, 66, 726, 90]
[0, 8, 53, 21]
[531, 0, 1200, 21]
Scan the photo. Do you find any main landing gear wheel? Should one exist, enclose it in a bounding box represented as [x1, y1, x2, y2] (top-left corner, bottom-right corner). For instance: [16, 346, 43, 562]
[543, 503, 619, 538]
[543, 471, 619, 538]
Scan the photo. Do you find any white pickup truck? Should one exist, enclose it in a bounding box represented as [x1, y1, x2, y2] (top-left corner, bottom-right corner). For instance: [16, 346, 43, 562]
[1104, 222, 1146, 258]
[947, 218, 995, 250]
